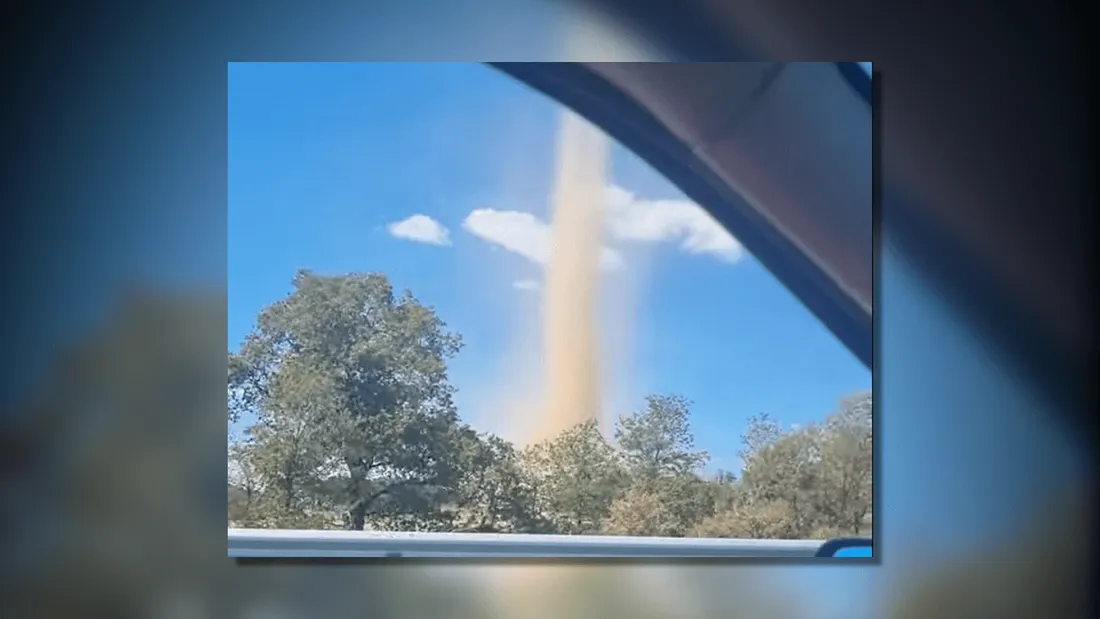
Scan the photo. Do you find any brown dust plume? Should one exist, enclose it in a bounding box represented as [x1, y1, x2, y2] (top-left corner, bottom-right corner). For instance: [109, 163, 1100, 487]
[530, 109, 611, 444]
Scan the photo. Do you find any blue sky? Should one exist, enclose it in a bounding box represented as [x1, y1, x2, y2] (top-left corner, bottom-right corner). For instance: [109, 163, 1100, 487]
[228, 62, 870, 474]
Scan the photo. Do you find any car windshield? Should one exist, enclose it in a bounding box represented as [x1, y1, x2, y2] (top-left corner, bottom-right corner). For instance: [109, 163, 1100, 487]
[228, 62, 872, 542]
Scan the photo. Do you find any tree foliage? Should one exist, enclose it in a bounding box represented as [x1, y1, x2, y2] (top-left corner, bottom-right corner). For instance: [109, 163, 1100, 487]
[228, 270, 468, 530]
[522, 419, 628, 534]
[228, 270, 873, 538]
[700, 394, 875, 538]
[447, 431, 547, 533]
[616, 393, 709, 480]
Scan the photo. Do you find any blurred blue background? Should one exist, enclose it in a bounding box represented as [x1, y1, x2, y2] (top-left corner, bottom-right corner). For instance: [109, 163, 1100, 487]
[1, 2, 1092, 619]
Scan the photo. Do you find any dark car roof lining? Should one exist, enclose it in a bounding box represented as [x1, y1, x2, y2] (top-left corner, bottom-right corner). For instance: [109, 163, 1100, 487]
[490, 62, 872, 370]
[836, 62, 872, 106]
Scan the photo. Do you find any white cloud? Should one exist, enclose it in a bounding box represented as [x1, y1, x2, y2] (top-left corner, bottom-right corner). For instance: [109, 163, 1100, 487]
[386, 214, 452, 246]
[461, 185, 743, 271]
[462, 209, 624, 271]
[512, 279, 540, 292]
[605, 185, 744, 263]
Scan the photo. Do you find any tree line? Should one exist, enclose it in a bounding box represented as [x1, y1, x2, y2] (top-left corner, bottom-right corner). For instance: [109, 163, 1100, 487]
[228, 270, 872, 538]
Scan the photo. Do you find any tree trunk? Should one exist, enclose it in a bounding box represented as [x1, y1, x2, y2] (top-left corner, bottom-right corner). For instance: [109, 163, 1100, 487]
[346, 500, 367, 531]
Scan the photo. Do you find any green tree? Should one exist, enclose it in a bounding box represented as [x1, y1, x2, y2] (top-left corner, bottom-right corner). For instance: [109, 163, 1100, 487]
[524, 419, 627, 534]
[706, 469, 740, 512]
[606, 394, 712, 535]
[816, 391, 873, 534]
[723, 391, 874, 538]
[738, 412, 783, 468]
[603, 483, 682, 536]
[615, 393, 709, 480]
[690, 498, 800, 539]
[738, 426, 824, 537]
[448, 431, 548, 533]
[227, 441, 261, 525]
[604, 474, 713, 537]
[227, 270, 469, 530]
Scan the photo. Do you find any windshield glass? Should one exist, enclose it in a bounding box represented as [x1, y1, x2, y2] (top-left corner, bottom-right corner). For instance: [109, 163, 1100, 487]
[228, 62, 872, 540]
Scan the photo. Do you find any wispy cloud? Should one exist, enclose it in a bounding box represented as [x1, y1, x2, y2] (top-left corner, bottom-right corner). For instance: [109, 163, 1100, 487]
[386, 214, 452, 246]
[512, 279, 540, 292]
[462, 208, 624, 270]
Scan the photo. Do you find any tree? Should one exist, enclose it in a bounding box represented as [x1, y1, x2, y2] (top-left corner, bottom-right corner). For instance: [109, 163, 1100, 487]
[706, 469, 740, 513]
[738, 426, 824, 537]
[738, 412, 783, 468]
[604, 474, 713, 537]
[603, 484, 682, 537]
[227, 441, 261, 525]
[523, 419, 627, 534]
[607, 394, 712, 536]
[615, 393, 709, 480]
[690, 499, 800, 539]
[816, 391, 873, 534]
[725, 391, 874, 538]
[227, 270, 469, 530]
[448, 431, 548, 533]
